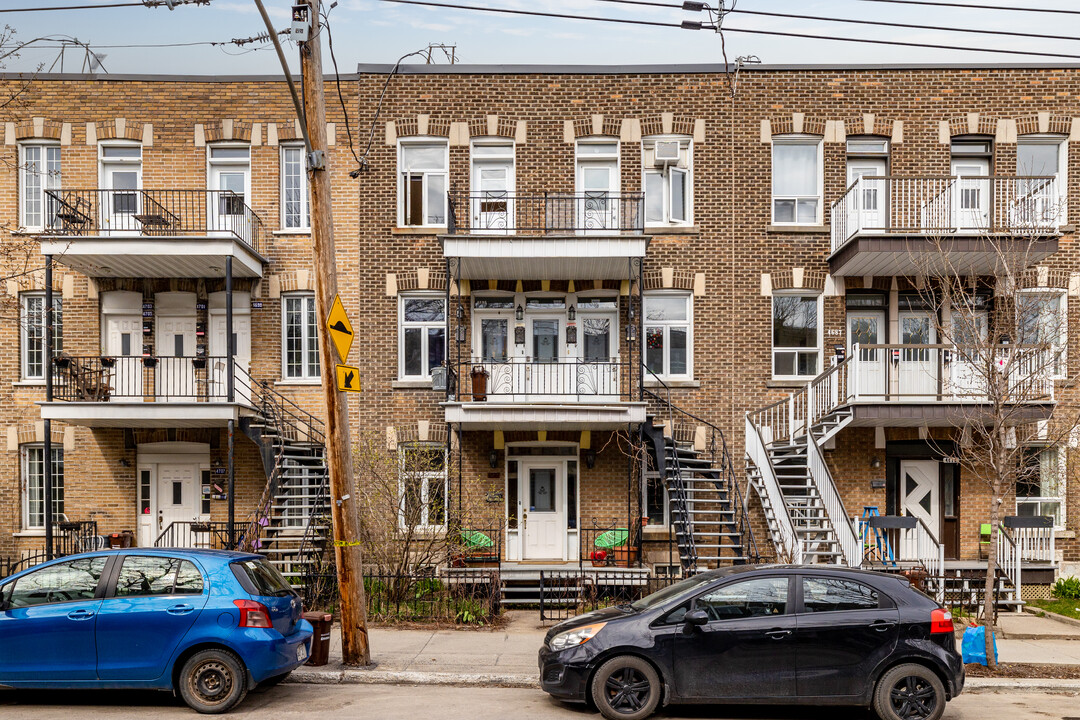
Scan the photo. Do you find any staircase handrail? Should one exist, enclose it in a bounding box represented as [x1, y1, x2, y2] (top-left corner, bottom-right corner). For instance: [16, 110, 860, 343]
[805, 431, 860, 566]
[641, 369, 759, 564]
[747, 356, 853, 447]
[996, 523, 1022, 602]
[745, 414, 802, 563]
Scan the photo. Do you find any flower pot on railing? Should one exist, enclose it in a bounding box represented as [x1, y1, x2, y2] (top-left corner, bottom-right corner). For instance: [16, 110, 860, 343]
[99, 356, 115, 368]
[471, 366, 489, 402]
[53, 356, 71, 369]
[190, 522, 212, 534]
[142, 356, 157, 368]
[192, 357, 207, 370]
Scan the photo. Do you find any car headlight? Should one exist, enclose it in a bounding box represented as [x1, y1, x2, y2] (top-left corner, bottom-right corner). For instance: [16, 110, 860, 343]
[549, 622, 607, 651]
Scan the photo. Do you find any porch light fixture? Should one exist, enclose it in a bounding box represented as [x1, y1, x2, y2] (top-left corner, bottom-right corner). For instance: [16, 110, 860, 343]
[489, 449, 499, 468]
[456, 303, 464, 320]
[516, 304, 524, 321]
[870, 457, 881, 469]
[567, 305, 576, 322]
[584, 449, 597, 469]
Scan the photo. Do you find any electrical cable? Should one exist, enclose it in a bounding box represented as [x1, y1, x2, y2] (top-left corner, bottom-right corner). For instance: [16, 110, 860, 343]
[853, 0, 1080, 16]
[378, 0, 683, 28]
[321, 8, 364, 174]
[353, 47, 430, 177]
[0, 1, 209, 12]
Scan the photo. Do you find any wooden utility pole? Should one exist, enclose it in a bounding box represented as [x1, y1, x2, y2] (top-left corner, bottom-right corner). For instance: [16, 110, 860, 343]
[296, 0, 370, 665]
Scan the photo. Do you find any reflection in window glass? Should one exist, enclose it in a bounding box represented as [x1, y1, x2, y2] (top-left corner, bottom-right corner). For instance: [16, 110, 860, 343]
[116, 556, 179, 597]
[8, 557, 107, 608]
[696, 577, 787, 621]
[801, 577, 878, 612]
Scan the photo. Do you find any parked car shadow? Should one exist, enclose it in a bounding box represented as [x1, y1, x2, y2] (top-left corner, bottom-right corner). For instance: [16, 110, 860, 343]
[541, 694, 878, 719]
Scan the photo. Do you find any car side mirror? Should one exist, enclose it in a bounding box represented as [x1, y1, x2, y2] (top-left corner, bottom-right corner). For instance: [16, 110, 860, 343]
[684, 609, 709, 628]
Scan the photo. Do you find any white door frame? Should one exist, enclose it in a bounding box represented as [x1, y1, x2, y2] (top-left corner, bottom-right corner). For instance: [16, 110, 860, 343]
[98, 141, 142, 235]
[505, 446, 580, 562]
[847, 158, 887, 232]
[208, 291, 252, 402]
[136, 443, 210, 548]
[898, 310, 938, 400]
[520, 458, 566, 561]
[951, 157, 990, 232]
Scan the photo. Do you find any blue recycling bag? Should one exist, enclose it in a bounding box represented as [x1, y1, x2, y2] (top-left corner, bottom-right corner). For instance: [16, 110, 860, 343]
[961, 625, 998, 666]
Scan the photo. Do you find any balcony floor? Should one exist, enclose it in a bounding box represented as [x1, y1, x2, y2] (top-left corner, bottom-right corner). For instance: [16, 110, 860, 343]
[443, 400, 647, 430]
[828, 234, 1058, 277]
[40, 400, 257, 428]
[843, 400, 1053, 427]
[441, 234, 648, 280]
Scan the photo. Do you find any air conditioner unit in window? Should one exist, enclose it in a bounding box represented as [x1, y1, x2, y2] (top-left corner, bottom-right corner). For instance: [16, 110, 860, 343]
[653, 140, 681, 164]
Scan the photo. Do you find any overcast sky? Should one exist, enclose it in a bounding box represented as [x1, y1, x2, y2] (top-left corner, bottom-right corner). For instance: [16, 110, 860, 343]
[4, 0, 1079, 76]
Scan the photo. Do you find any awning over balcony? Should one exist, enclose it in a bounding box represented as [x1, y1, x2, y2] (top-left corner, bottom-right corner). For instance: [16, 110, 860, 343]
[444, 401, 647, 430]
[441, 235, 648, 280]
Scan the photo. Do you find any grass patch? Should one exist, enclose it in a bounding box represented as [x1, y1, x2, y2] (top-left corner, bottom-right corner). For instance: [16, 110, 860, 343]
[1029, 598, 1080, 620]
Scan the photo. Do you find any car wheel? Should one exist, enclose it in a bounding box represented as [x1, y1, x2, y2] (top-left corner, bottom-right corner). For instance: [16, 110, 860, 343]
[178, 649, 249, 714]
[873, 663, 946, 720]
[590, 656, 661, 720]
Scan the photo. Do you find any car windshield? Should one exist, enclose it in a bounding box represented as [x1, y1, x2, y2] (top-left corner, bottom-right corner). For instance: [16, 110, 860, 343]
[233, 559, 294, 597]
[630, 573, 717, 611]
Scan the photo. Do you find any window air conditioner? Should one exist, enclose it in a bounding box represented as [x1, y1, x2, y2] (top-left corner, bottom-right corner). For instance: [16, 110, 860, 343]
[654, 140, 681, 164]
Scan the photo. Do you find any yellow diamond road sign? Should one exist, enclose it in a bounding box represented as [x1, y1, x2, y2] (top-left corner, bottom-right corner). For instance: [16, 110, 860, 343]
[336, 364, 361, 393]
[326, 295, 354, 361]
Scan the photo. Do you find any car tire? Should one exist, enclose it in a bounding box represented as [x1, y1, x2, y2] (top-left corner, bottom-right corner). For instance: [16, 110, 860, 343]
[178, 648, 249, 714]
[590, 656, 661, 720]
[873, 663, 946, 720]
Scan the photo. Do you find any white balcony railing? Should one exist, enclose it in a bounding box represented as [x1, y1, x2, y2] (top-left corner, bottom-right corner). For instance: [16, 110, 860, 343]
[831, 175, 1059, 253]
[451, 359, 632, 403]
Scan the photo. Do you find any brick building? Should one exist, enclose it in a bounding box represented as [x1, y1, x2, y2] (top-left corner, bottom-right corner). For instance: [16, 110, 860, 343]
[1, 63, 1078, 599]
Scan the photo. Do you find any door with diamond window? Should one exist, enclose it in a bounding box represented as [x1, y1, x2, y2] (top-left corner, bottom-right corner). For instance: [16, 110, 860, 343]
[900, 460, 940, 543]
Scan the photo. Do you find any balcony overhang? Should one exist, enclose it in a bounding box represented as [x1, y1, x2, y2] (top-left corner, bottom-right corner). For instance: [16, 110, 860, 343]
[843, 401, 1053, 427]
[39, 235, 266, 279]
[40, 401, 257, 428]
[827, 235, 1059, 277]
[443, 401, 647, 430]
[440, 234, 648, 280]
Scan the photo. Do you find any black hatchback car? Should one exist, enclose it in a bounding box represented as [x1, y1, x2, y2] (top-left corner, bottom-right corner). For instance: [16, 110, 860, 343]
[539, 565, 963, 720]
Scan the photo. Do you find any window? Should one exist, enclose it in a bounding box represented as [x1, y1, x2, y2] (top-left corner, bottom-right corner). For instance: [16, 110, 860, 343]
[644, 473, 669, 527]
[801, 577, 879, 613]
[1017, 136, 1066, 226]
[231, 558, 294, 597]
[281, 144, 310, 230]
[6, 557, 107, 609]
[772, 136, 822, 224]
[115, 556, 204, 597]
[576, 139, 619, 230]
[399, 296, 446, 380]
[470, 140, 514, 232]
[19, 142, 60, 230]
[644, 294, 692, 379]
[1017, 289, 1066, 378]
[399, 443, 447, 529]
[473, 295, 513, 363]
[282, 293, 319, 381]
[99, 143, 142, 219]
[398, 139, 448, 226]
[772, 293, 821, 379]
[695, 577, 788, 621]
[23, 445, 63, 531]
[1018, 446, 1065, 529]
[208, 144, 250, 217]
[643, 136, 692, 225]
[21, 292, 62, 381]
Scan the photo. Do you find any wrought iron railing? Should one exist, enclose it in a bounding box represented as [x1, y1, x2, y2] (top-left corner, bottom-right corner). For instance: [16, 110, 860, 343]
[43, 188, 263, 253]
[50, 355, 242, 402]
[154, 520, 247, 549]
[581, 523, 640, 569]
[447, 191, 644, 234]
[449, 359, 635, 402]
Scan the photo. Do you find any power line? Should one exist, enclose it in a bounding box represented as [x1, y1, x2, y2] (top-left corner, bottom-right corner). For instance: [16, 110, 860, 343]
[0, 0, 209, 12]
[377, 0, 683, 28]
[854, 0, 1080, 15]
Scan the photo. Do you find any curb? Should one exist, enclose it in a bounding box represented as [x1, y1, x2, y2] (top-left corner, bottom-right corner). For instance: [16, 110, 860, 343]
[1022, 605, 1080, 631]
[965, 678, 1080, 693]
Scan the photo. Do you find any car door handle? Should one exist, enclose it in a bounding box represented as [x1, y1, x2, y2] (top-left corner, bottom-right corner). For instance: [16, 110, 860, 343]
[869, 620, 897, 632]
[167, 604, 195, 615]
[67, 609, 95, 620]
[765, 628, 792, 640]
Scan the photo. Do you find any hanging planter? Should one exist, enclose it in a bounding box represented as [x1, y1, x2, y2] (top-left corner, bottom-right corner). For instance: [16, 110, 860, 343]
[99, 356, 116, 368]
[192, 357, 207, 370]
[142, 356, 158, 368]
[53, 356, 71, 370]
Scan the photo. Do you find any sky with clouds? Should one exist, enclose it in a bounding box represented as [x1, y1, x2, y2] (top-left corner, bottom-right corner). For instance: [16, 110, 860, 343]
[3, 0, 1079, 75]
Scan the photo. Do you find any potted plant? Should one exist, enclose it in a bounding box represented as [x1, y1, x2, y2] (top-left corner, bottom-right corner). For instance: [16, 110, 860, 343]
[99, 356, 116, 368]
[192, 357, 207, 370]
[142, 355, 158, 368]
[53, 356, 71, 370]
[470, 365, 489, 402]
[589, 549, 607, 567]
[613, 544, 638, 568]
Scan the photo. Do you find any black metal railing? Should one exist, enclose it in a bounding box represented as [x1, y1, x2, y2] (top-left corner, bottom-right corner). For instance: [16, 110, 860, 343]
[43, 189, 263, 253]
[154, 520, 248, 549]
[50, 355, 239, 402]
[538, 569, 662, 622]
[54, 519, 102, 555]
[450, 526, 502, 567]
[449, 359, 635, 402]
[447, 191, 644, 234]
[581, 523, 641, 569]
[365, 570, 501, 624]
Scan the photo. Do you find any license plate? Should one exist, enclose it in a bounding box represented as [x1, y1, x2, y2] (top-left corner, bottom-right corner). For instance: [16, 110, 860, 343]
[296, 644, 308, 662]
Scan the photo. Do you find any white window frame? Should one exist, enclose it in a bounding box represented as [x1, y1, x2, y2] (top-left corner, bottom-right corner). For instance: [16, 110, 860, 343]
[206, 142, 252, 212]
[98, 140, 143, 184]
[771, 292, 823, 381]
[471, 294, 515, 363]
[771, 135, 824, 225]
[20, 292, 62, 382]
[398, 294, 446, 381]
[1016, 134, 1068, 227]
[642, 136, 693, 227]
[22, 444, 64, 532]
[1017, 444, 1066, 531]
[19, 141, 61, 231]
[1017, 287, 1067, 380]
[643, 292, 693, 380]
[397, 137, 449, 227]
[280, 143, 310, 231]
[281, 292, 320, 382]
[398, 442, 448, 530]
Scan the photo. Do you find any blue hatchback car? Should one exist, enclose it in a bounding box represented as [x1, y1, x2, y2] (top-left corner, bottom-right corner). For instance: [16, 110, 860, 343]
[0, 549, 313, 713]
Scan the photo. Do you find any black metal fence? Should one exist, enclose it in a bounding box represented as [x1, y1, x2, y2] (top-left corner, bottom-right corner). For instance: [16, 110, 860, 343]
[51, 355, 237, 402]
[0, 520, 100, 581]
[44, 188, 263, 253]
[154, 520, 247, 549]
[447, 191, 644, 234]
[365, 570, 501, 625]
[539, 569, 677, 622]
[581, 524, 641, 569]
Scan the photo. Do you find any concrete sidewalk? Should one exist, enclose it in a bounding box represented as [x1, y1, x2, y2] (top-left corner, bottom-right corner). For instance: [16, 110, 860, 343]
[289, 610, 1080, 690]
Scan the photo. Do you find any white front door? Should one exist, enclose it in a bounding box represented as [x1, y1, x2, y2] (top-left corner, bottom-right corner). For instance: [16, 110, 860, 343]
[952, 158, 990, 231]
[579, 312, 618, 396]
[156, 316, 197, 400]
[848, 311, 885, 398]
[209, 312, 252, 401]
[847, 159, 887, 232]
[898, 311, 937, 400]
[104, 313, 142, 400]
[578, 162, 618, 231]
[471, 161, 512, 232]
[100, 146, 142, 234]
[522, 462, 564, 560]
[157, 463, 200, 539]
[900, 460, 940, 542]
[209, 165, 250, 237]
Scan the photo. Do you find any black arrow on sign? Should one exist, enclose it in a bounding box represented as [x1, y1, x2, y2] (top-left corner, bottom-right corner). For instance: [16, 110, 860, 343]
[330, 320, 352, 335]
[344, 370, 355, 388]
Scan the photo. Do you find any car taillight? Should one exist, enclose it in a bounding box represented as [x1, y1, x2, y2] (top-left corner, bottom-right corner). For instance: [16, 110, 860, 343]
[234, 599, 272, 628]
[930, 608, 953, 634]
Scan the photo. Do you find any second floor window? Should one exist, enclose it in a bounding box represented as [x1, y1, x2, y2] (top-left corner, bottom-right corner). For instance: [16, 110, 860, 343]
[281, 145, 310, 230]
[19, 143, 60, 230]
[282, 293, 319, 381]
[208, 145, 250, 218]
[23, 445, 63, 531]
[399, 296, 445, 380]
[644, 293, 692, 380]
[1017, 289, 1067, 378]
[772, 136, 822, 225]
[643, 137, 691, 226]
[1019, 445, 1064, 530]
[398, 139, 448, 227]
[773, 293, 820, 380]
[21, 293, 62, 381]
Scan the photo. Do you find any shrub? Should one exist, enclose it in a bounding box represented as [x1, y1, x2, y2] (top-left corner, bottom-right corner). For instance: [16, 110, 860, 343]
[1053, 576, 1080, 600]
